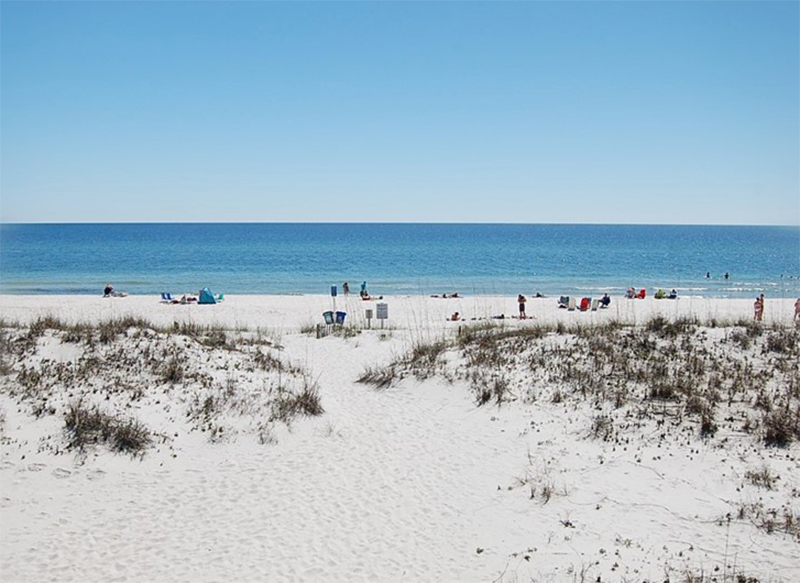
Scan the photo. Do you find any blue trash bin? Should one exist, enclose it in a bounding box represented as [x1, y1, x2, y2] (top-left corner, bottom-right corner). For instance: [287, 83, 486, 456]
[335, 311, 346, 325]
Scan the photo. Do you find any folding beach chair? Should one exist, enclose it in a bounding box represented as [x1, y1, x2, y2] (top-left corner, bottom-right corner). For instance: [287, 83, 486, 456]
[591, 299, 599, 311]
[579, 297, 591, 311]
[161, 292, 174, 303]
[568, 297, 577, 311]
[558, 296, 569, 309]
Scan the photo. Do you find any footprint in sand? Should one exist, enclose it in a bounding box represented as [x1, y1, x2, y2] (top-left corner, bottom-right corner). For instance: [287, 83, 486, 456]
[0, 497, 12, 508]
[52, 468, 72, 479]
[26, 463, 46, 472]
[86, 469, 106, 481]
[0, 461, 15, 471]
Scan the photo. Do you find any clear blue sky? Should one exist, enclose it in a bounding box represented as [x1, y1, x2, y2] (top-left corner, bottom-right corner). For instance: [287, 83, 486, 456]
[1, 1, 798, 225]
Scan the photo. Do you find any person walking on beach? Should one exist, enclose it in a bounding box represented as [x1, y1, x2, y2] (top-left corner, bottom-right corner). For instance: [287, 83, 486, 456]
[342, 282, 350, 295]
[794, 298, 800, 321]
[518, 294, 527, 319]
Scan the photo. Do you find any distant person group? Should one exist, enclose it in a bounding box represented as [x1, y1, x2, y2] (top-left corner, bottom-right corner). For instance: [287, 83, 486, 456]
[752, 294, 800, 322]
[340, 281, 382, 301]
[754, 294, 765, 322]
[625, 288, 647, 299]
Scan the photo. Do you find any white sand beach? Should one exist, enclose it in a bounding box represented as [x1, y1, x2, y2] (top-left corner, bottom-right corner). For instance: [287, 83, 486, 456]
[1, 294, 798, 582]
[0, 293, 796, 330]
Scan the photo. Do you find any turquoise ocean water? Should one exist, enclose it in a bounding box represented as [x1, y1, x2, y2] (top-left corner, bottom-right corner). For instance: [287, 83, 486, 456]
[0, 223, 798, 298]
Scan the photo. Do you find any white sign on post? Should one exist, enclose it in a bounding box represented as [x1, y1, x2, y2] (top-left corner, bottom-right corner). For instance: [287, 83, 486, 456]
[376, 303, 388, 328]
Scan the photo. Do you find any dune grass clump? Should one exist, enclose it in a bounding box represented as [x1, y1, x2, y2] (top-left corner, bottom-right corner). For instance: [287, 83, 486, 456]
[764, 329, 799, 355]
[357, 338, 449, 390]
[733, 502, 800, 541]
[645, 315, 699, 339]
[97, 316, 153, 343]
[253, 348, 284, 372]
[590, 414, 615, 441]
[762, 406, 800, 447]
[160, 355, 186, 384]
[407, 340, 447, 372]
[270, 382, 324, 423]
[0, 328, 11, 375]
[474, 374, 511, 407]
[64, 401, 151, 455]
[680, 568, 762, 582]
[745, 465, 778, 490]
[357, 366, 399, 389]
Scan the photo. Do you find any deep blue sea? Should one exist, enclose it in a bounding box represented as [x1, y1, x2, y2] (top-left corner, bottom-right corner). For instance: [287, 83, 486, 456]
[0, 223, 798, 298]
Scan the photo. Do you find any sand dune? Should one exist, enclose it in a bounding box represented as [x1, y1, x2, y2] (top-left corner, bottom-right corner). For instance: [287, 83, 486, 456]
[1, 294, 798, 582]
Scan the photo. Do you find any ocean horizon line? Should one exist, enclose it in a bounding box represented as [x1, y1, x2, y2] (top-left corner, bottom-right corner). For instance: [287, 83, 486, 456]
[2, 221, 799, 228]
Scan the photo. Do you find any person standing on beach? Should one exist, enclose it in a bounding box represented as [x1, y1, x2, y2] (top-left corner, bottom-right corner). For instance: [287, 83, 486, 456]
[794, 298, 800, 320]
[518, 294, 527, 319]
[342, 282, 350, 295]
[754, 295, 764, 322]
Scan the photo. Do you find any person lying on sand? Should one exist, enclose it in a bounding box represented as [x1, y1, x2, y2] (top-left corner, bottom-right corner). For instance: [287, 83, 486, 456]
[103, 284, 128, 298]
[450, 312, 461, 321]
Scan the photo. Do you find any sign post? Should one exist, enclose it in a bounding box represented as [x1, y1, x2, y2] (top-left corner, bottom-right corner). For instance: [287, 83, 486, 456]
[365, 308, 373, 329]
[331, 285, 337, 313]
[376, 302, 388, 329]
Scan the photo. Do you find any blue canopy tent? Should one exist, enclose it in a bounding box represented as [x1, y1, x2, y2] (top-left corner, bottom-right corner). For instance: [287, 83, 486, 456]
[198, 287, 217, 305]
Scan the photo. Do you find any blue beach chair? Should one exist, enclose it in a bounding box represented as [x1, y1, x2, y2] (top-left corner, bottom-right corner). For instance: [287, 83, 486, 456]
[161, 292, 174, 303]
